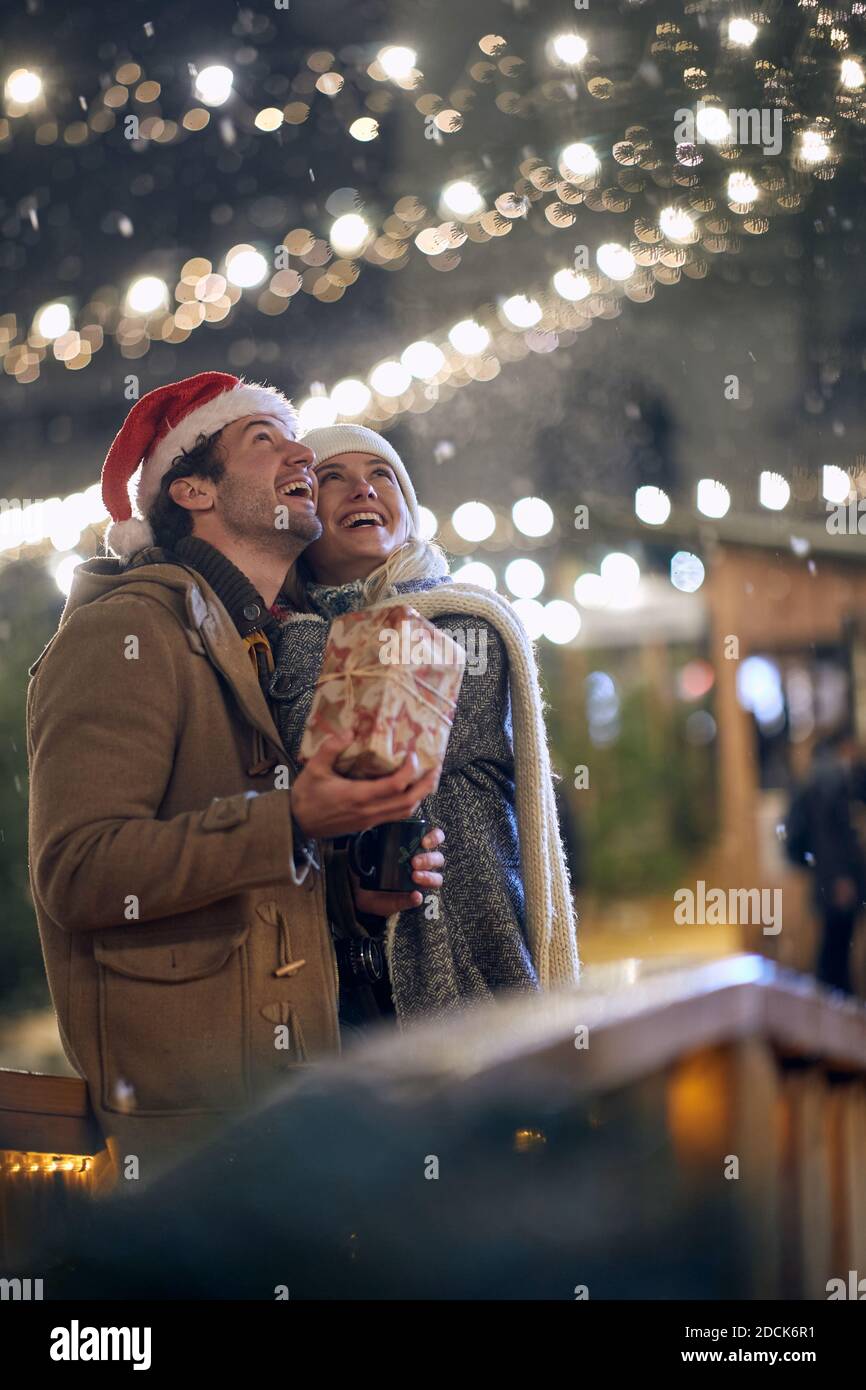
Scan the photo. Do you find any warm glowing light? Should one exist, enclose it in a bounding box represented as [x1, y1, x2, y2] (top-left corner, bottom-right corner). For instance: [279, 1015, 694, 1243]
[502, 294, 542, 328]
[298, 397, 337, 430]
[505, 558, 545, 599]
[126, 276, 168, 313]
[6, 69, 42, 104]
[759, 472, 790, 511]
[560, 142, 598, 177]
[448, 319, 489, 355]
[596, 243, 635, 280]
[225, 249, 268, 288]
[728, 18, 758, 46]
[378, 46, 417, 80]
[330, 378, 371, 416]
[511, 597, 545, 639]
[600, 551, 641, 607]
[418, 506, 438, 541]
[553, 268, 590, 301]
[512, 496, 553, 537]
[659, 207, 695, 241]
[542, 600, 581, 644]
[635, 486, 671, 526]
[194, 65, 234, 106]
[801, 130, 830, 164]
[727, 171, 759, 203]
[401, 340, 445, 379]
[573, 573, 608, 609]
[552, 34, 588, 65]
[671, 551, 705, 593]
[36, 302, 71, 339]
[452, 560, 496, 589]
[452, 501, 496, 543]
[349, 117, 379, 142]
[696, 478, 731, 519]
[52, 552, 83, 596]
[695, 106, 731, 143]
[442, 180, 483, 217]
[254, 107, 283, 132]
[369, 360, 412, 397]
[841, 58, 865, 90]
[330, 213, 370, 255]
[823, 464, 851, 503]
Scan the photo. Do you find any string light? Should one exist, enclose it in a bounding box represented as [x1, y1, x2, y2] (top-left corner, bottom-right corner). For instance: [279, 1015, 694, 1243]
[442, 180, 484, 217]
[194, 65, 233, 106]
[823, 465, 851, 503]
[635, 486, 671, 526]
[596, 243, 635, 280]
[696, 479, 731, 519]
[329, 213, 370, 255]
[35, 302, 71, 338]
[448, 319, 490, 355]
[552, 269, 591, 301]
[5, 68, 42, 104]
[452, 501, 496, 543]
[759, 472, 790, 511]
[126, 276, 168, 313]
[727, 18, 758, 47]
[512, 497, 553, 537]
[401, 340, 445, 379]
[551, 35, 588, 66]
[452, 559, 496, 589]
[224, 248, 268, 288]
[505, 558, 545, 599]
[377, 46, 417, 81]
[501, 294, 542, 327]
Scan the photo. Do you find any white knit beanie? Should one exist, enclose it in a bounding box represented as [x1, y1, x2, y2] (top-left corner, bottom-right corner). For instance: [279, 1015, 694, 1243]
[301, 425, 420, 533]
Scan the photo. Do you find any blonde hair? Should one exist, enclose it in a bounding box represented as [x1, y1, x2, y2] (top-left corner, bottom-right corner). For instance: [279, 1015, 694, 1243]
[283, 534, 450, 611]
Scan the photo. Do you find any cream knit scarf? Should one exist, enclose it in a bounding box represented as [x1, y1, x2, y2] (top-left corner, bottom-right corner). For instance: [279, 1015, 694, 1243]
[364, 582, 581, 991]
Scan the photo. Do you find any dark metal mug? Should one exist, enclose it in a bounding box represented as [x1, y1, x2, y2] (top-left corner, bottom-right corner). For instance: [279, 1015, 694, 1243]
[348, 818, 431, 893]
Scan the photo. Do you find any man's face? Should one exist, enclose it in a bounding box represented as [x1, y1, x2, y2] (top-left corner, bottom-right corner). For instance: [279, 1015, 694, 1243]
[304, 451, 409, 584]
[200, 415, 321, 547]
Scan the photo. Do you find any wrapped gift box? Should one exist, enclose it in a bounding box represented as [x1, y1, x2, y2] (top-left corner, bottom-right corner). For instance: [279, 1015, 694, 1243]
[299, 604, 466, 778]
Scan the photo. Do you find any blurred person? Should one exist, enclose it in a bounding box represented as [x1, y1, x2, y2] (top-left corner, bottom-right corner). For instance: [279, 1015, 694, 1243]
[25, 373, 444, 1184]
[784, 727, 866, 995]
[273, 425, 580, 1033]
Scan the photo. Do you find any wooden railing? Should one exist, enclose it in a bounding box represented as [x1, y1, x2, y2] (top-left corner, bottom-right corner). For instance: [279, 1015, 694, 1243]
[2, 953, 866, 1296]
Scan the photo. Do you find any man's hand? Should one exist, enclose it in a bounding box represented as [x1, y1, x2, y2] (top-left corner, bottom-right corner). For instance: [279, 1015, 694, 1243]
[351, 825, 445, 917]
[291, 732, 441, 840]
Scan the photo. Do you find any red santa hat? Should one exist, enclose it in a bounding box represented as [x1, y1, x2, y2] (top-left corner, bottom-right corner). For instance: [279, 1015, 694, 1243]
[101, 371, 299, 559]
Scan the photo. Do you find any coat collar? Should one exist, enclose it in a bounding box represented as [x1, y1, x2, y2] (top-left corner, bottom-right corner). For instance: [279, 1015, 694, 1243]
[49, 552, 288, 763]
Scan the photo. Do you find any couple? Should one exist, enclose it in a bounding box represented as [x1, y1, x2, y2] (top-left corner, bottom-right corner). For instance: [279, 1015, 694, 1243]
[26, 371, 578, 1183]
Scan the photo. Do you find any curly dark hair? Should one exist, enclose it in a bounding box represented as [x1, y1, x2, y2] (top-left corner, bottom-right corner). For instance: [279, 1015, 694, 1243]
[147, 430, 227, 551]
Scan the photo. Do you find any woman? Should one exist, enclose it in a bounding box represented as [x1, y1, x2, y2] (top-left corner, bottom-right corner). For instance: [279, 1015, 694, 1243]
[271, 424, 580, 1028]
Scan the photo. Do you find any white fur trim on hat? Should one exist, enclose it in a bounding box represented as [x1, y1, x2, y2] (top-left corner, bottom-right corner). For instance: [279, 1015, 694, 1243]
[136, 382, 299, 517]
[300, 424, 420, 530]
[105, 517, 155, 559]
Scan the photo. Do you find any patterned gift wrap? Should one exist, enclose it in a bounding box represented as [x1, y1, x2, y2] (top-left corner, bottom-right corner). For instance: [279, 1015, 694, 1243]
[299, 604, 466, 777]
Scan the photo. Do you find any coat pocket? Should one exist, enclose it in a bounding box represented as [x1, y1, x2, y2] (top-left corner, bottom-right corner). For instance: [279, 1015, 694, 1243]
[93, 922, 252, 1117]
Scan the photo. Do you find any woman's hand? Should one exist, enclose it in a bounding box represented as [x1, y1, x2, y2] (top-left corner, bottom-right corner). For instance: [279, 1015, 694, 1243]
[351, 826, 445, 918]
[291, 733, 441, 840]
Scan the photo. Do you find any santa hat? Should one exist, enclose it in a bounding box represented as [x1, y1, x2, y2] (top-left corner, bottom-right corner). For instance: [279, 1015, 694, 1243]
[300, 424, 421, 533]
[101, 371, 299, 559]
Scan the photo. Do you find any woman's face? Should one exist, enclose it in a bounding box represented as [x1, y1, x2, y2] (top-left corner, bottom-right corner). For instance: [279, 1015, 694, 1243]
[305, 451, 409, 584]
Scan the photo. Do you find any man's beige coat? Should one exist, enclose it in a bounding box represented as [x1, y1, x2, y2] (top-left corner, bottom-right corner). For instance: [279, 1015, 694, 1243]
[26, 556, 348, 1180]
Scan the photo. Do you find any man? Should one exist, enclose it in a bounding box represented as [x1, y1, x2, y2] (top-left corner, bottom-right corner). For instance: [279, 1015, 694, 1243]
[785, 727, 866, 995]
[26, 371, 444, 1184]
